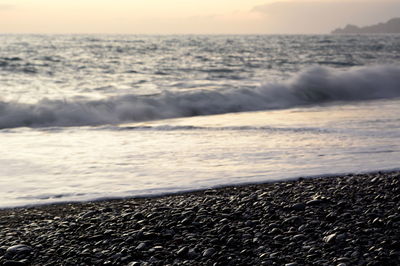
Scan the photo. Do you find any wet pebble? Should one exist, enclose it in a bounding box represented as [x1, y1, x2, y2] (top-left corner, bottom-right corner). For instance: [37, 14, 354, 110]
[292, 203, 306, 211]
[203, 248, 216, 258]
[324, 233, 337, 244]
[6, 245, 32, 255]
[0, 171, 399, 265]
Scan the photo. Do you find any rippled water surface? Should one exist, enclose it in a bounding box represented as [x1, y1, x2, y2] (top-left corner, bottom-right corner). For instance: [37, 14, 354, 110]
[0, 35, 399, 207]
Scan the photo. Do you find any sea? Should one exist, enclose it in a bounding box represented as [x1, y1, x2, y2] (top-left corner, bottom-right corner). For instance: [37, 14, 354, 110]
[1, 34, 400, 208]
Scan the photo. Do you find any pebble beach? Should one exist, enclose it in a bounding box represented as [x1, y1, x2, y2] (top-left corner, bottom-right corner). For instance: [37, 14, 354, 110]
[0, 171, 399, 266]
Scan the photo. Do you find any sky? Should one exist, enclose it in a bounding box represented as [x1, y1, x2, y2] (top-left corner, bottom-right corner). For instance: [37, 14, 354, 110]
[0, 0, 399, 34]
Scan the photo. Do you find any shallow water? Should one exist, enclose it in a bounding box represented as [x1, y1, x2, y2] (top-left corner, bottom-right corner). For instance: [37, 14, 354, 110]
[1, 99, 399, 207]
[1, 35, 400, 207]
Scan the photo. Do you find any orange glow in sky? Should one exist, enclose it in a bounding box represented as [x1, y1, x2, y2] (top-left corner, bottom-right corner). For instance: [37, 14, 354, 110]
[0, 0, 398, 34]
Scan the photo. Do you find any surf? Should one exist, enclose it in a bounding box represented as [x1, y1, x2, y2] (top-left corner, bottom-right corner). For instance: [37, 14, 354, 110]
[1, 64, 399, 129]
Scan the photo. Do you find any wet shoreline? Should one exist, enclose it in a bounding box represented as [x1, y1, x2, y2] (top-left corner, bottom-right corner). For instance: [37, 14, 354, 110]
[1, 171, 399, 265]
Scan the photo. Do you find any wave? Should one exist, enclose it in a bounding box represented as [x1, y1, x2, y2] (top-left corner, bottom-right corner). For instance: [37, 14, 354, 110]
[1, 65, 399, 129]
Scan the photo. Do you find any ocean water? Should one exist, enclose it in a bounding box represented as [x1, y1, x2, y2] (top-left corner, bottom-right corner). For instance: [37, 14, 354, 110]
[1, 34, 400, 208]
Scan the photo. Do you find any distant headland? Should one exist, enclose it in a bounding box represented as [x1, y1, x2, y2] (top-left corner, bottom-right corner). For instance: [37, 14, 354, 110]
[332, 18, 400, 34]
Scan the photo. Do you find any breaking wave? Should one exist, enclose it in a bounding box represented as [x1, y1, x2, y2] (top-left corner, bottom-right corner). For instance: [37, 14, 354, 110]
[1, 65, 399, 129]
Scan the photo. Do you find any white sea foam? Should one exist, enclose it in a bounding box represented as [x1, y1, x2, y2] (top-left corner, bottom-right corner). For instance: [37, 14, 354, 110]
[1, 98, 400, 208]
[1, 65, 399, 129]
[2, 35, 400, 208]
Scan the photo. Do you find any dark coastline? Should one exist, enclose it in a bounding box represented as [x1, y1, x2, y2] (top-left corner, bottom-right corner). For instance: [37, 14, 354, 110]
[1, 171, 399, 265]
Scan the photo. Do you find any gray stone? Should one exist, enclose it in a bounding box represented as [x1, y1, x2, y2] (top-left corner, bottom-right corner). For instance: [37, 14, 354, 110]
[292, 234, 306, 241]
[127, 262, 141, 266]
[269, 228, 282, 234]
[269, 252, 279, 258]
[283, 216, 304, 225]
[80, 210, 98, 219]
[187, 248, 199, 259]
[323, 233, 337, 243]
[3, 261, 27, 266]
[202, 248, 216, 257]
[337, 257, 350, 262]
[177, 247, 188, 257]
[306, 199, 324, 206]
[350, 251, 360, 258]
[6, 245, 33, 256]
[135, 242, 148, 251]
[292, 203, 306, 211]
[336, 233, 347, 241]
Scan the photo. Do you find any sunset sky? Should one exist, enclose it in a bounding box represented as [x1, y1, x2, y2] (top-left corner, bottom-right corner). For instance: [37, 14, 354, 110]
[0, 0, 399, 34]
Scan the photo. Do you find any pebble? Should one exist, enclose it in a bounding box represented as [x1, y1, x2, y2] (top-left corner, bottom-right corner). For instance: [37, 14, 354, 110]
[323, 233, 337, 243]
[292, 234, 306, 241]
[187, 248, 199, 259]
[292, 203, 306, 211]
[336, 233, 347, 242]
[202, 248, 216, 258]
[177, 247, 188, 257]
[2, 261, 27, 266]
[127, 262, 141, 266]
[5, 245, 32, 257]
[135, 242, 148, 251]
[337, 257, 350, 262]
[80, 210, 98, 219]
[0, 171, 399, 265]
[283, 216, 303, 225]
[306, 199, 324, 206]
[269, 228, 282, 234]
[269, 252, 279, 258]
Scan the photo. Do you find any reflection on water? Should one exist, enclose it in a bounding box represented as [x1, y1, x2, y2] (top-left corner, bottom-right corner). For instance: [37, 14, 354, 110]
[0, 99, 399, 207]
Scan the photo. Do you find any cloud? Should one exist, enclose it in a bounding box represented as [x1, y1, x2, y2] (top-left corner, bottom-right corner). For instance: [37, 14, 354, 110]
[252, 1, 400, 33]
